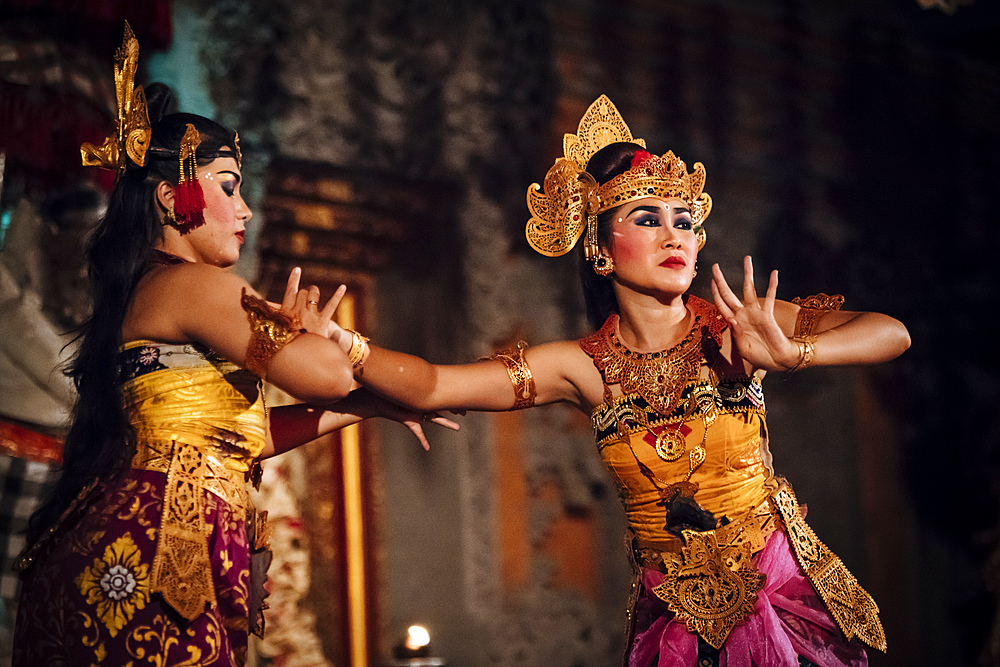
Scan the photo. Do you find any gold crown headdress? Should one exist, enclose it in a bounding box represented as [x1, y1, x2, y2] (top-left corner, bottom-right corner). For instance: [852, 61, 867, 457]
[81, 24, 244, 231]
[526, 95, 712, 273]
[80, 22, 151, 174]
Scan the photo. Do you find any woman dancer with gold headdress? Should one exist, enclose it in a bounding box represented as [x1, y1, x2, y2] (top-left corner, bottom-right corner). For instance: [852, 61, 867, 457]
[11, 26, 451, 667]
[329, 95, 909, 666]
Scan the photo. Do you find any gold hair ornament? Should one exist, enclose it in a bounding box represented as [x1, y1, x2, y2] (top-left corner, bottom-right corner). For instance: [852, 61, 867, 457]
[80, 22, 151, 173]
[172, 124, 207, 228]
[525, 95, 712, 268]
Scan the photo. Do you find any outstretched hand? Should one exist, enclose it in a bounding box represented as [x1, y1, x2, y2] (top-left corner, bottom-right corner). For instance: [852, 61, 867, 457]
[367, 392, 460, 451]
[278, 267, 347, 340]
[710, 256, 798, 372]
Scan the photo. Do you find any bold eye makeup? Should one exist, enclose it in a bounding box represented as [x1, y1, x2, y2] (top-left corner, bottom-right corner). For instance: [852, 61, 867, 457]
[217, 171, 241, 197]
[627, 205, 662, 227]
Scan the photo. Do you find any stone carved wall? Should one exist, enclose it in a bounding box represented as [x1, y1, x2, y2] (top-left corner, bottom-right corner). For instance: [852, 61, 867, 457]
[200, 1, 624, 664]
[189, 0, 1000, 665]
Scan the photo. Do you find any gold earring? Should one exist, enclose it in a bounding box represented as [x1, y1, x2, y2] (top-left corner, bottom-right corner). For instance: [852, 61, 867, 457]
[593, 254, 614, 276]
[164, 206, 177, 225]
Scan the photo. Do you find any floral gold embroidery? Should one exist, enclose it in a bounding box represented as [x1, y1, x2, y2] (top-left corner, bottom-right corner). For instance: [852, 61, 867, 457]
[75, 533, 151, 637]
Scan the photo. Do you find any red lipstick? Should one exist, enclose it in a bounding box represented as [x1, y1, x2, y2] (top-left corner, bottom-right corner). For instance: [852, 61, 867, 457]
[660, 256, 686, 268]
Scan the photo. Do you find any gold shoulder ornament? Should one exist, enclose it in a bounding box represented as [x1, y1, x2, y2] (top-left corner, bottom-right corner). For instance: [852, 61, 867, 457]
[80, 22, 151, 174]
[525, 95, 712, 271]
[241, 289, 305, 380]
[787, 293, 845, 373]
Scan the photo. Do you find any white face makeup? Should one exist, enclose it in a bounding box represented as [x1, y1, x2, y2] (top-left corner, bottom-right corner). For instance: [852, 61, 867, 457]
[171, 157, 251, 267]
[604, 196, 698, 298]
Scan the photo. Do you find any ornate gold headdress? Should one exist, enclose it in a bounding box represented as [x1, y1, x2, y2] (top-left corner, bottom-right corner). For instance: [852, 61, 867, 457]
[526, 95, 712, 271]
[80, 22, 151, 174]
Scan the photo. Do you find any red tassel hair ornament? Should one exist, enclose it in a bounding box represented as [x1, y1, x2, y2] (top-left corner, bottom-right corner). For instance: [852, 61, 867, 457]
[173, 124, 206, 229]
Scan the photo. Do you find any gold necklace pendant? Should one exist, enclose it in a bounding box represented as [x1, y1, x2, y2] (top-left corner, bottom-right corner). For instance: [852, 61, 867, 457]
[654, 426, 685, 461]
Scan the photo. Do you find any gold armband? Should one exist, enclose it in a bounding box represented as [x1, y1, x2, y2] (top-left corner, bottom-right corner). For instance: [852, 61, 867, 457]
[791, 292, 844, 338]
[488, 340, 536, 410]
[241, 288, 305, 380]
[787, 293, 843, 373]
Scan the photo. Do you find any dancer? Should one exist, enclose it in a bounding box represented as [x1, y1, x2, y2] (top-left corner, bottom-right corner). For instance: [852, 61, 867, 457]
[337, 96, 909, 665]
[11, 25, 450, 666]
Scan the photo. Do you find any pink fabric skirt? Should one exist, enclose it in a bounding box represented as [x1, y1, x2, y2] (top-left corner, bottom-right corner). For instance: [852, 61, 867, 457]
[628, 528, 868, 667]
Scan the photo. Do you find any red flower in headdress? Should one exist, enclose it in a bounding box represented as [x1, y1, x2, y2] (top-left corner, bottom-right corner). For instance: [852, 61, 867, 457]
[630, 150, 654, 169]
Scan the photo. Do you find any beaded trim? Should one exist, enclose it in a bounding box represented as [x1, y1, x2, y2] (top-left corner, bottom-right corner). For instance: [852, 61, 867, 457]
[580, 296, 727, 418]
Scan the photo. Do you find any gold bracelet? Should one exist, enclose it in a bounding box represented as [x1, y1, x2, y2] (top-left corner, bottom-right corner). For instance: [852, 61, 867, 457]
[345, 329, 371, 369]
[487, 340, 536, 410]
[787, 336, 817, 373]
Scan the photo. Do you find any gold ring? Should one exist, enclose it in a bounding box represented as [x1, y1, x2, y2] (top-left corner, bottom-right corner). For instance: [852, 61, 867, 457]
[307, 300, 319, 306]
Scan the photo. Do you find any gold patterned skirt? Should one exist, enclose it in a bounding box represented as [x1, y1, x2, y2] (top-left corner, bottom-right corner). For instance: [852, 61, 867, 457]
[13, 467, 258, 667]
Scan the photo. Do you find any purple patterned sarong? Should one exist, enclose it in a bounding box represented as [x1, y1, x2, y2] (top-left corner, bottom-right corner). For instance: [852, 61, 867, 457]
[13, 468, 253, 666]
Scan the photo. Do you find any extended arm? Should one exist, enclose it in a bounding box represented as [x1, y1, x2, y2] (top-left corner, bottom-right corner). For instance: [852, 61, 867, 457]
[354, 339, 594, 414]
[711, 256, 910, 372]
[262, 388, 459, 458]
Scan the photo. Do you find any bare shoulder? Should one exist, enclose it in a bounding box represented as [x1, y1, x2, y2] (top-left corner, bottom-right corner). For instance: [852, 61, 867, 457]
[140, 262, 249, 296]
[126, 263, 258, 343]
[526, 338, 606, 410]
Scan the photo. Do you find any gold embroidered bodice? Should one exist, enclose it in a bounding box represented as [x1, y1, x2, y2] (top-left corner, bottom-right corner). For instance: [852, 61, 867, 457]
[121, 340, 267, 476]
[582, 297, 887, 652]
[595, 387, 772, 543]
[583, 297, 772, 543]
[120, 340, 267, 620]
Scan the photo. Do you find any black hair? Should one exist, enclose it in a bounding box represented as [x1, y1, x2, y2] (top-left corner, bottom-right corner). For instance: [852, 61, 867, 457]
[579, 141, 645, 330]
[27, 83, 240, 544]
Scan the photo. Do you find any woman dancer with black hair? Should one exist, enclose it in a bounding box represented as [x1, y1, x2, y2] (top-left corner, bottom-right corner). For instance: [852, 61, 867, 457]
[12, 26, 450, 666]
[331, 96, 909, 666]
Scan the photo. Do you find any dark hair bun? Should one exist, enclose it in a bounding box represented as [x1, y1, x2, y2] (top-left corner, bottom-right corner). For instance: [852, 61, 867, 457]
[144, 83, 175, 124]
[586, 142, 643, 185]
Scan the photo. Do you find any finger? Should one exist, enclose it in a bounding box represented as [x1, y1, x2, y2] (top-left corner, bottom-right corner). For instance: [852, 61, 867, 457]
[306, 284, 321, 308]
[404, 421, 432, 451]
[742, 256, 758, 306]
[764, 269, 779, 313]
[293, 287, 310, 312]
[711, 263, 742, 315]
[711, 276, 732, 319]
[282, 267, 302, 310]
[430, 416, 461, 431]
[321, 285, 347, 323]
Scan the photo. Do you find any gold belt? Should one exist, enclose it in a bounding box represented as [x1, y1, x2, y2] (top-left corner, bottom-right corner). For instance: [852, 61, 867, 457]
[132, 437, 251, 513]
[132, 438, 254, 621]
[633, 498, 779, 650]
[634, 498, 778, 566]
[631, 480, 886, 653]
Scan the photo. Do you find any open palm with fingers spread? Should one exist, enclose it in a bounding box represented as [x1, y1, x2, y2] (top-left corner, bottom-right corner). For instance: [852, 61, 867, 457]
[710, 255, 799, 372]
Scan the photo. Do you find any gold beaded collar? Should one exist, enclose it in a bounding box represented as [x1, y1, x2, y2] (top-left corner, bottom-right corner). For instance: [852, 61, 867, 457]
[580, 296, 727, 416]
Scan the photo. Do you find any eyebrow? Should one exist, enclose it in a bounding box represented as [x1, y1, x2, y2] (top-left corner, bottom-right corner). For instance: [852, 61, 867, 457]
[218, 170, 241, 184]
[628, 205, 690, 215]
